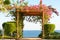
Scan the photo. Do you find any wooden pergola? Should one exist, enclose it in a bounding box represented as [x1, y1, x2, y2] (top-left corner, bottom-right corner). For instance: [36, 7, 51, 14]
[4, 0, 45, 39]
[15, 0, 44, 39]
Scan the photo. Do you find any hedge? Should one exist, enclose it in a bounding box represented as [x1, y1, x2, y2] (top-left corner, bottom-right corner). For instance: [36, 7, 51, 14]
[38, 24, 56, 39]
[2, 21, 16, 37]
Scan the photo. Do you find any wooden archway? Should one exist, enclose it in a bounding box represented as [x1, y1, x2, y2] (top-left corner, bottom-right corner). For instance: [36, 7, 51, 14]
[15, 0, 44, 39]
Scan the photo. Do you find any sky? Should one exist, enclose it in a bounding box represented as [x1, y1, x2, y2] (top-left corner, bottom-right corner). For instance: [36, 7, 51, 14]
[0, 0, 60, 30]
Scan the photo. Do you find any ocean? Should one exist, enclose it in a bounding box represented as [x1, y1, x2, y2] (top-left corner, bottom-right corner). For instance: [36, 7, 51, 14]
[23, 30, 60, 38]
[23, 30, 41, 38]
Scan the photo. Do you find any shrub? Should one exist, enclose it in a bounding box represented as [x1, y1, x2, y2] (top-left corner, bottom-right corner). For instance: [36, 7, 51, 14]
[38, 24, 55, 39]
[44, 24, 55, 38]
[44, 24, 55, 34]
[2, 21, 16, 37]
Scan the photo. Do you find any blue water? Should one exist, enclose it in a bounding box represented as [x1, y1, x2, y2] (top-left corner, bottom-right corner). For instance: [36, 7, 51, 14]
[55, 30, 60, 33]
[23, 30, 41, 38]
[23, 30, 60, 38]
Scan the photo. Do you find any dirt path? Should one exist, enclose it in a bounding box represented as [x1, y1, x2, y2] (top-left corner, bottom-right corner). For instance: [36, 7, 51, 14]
[22, 38, 42, 40]
[0, 38, 42, 40]
[0, 38, 60, 40]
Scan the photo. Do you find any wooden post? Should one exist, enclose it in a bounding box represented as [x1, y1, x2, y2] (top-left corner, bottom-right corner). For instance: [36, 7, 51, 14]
[40, 0, 44, 38]
[16, 9, 20, 40]
[16, 8, 23, 40]
[42, 12, 45, 38]
[40, 0, 42, 5]
[40, 0, 45, 38]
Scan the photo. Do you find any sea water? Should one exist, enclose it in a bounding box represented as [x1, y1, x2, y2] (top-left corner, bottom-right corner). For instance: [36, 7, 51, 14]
[23, 30, 60, 38]
[23, 30, 41, 38]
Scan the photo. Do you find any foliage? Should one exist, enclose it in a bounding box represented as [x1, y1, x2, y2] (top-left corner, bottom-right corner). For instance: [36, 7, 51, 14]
[0, 30, 2, 36]
[0, 30, 3, 38]
[2, 21, 16, 36]
[38, 24, 55, 39]
[0, 0, 8, 12]
[38, 31, 60, 39]
[44, 24, 55, 38]
[3, 0, 10, 5]
[50, 32, 60, 39]
[44, 24, 55, 35]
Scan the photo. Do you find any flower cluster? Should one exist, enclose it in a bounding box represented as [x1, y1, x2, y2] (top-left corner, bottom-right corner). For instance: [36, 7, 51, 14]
[20, 4, 58, 19]
[19, 4, 59, 23]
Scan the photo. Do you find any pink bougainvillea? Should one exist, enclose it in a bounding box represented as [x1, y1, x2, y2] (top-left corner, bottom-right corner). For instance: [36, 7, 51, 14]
[20, 4, 58, 18]
[20, 4, 59, 23]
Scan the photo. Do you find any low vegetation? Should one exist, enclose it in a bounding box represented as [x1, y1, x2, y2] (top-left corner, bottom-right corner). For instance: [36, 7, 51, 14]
[2, 21, 16, 38]
[38, 24, 60, 39]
